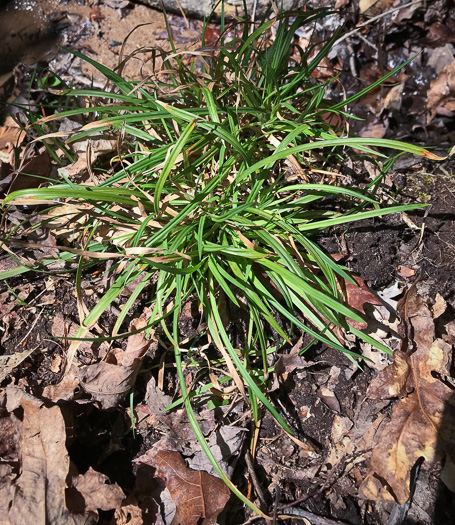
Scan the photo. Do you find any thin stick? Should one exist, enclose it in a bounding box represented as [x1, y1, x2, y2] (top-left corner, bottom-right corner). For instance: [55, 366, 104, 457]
[18, 309, 44, 347]
[245, 450, 268, 511]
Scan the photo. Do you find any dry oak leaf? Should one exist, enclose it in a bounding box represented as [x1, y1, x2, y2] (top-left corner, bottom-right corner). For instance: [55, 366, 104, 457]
[152, 450, 230, 525]
[360, 289, 455, 503]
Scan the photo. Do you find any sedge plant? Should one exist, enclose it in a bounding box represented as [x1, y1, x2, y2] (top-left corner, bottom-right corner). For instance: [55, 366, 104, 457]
[0, 6, 442, 514]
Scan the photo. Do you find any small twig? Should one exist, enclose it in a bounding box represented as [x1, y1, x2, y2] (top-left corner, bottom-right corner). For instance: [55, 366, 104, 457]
[277, 482, 330, 513]
[251, 0, 258, 24]
[245, 450, 268, 511]
[18, 308, 44, 347]
[408, 204, 432, 258]
[277, 509, 350, 524]
[175, 0, 189, 29]
[417, 204, 432, 246]
[357, 32, 378, 52]
[333, 0, 423, 48]
[347, 42, 358, 78]
[272, 485, 280, 525]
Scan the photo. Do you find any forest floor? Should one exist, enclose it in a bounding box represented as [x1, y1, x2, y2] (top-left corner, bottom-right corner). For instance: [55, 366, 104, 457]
[0, 1, 455, 524]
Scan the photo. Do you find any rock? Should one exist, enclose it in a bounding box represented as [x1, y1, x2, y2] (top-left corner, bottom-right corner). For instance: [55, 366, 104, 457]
[139, 0, 300, 20]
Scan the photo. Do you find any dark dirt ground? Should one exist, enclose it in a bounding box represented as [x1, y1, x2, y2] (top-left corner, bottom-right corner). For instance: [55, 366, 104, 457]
[1, 1, 455, 524]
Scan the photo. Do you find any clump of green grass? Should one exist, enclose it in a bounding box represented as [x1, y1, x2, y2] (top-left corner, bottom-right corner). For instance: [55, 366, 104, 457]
[0, 6, 441, 514]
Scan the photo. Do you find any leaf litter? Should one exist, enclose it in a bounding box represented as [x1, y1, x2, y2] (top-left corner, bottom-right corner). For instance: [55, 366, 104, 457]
[360, 284, 455, 503]
[0, 390, 124, 524]
[1, 0, 455, 523]
[140, 450, 230, 525]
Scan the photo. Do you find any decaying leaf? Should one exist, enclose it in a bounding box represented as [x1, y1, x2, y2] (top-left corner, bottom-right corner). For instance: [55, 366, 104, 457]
[0, 414, 20, 461]
[343, 275, 383, 330]
[360, 286, 455, 503]
[8, 400, 71, 524]
[0, 347, 38, 384]
[359, 0, 395, 15]
[0, 390, 127, 524]
[70, 467, 125, 514]
[80, 318, 153, 409]
[57, 117, 117, 179]
[427, 61, 455, 122]
[432, 293, 447, 319]
[0, 151, 51, 198]
[151, 450, 230, 525]
[1, 398, 91, 525]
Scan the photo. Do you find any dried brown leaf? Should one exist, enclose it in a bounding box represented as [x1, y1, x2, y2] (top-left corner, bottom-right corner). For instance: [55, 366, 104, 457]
[42, 369, 81, 403]
[423, 21, 455, 47]
[0, 414, 20, 460]
[0, 347, 38, 384]
[432, 293, 447, 319]
[152, 450, 230, 525]
[5, 399, 90, 525]
[70, 467, 125, 513]
[427, 44, 455, 74]
[397, 265, 416, 278]
[0, 464, 15, 520]
[114, 502, 144, 525]
[274, 354, 315, 378]
[343, 275, 382, 330]
[427, 61, 455, 122]
[360, 288, 455, 503]
[332, 415, 353, 443]
[380, 82, 404, 113]
[318, 386, 341, 413]
[56, 118, 117, 179]
[0, 123, 26, 152]
[52, 312, 93, 356]
[80, 318, 152, 409]
[359, 120, 387, 139]
[359, 0, 395, 15]
[0, 152, 51, 198]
